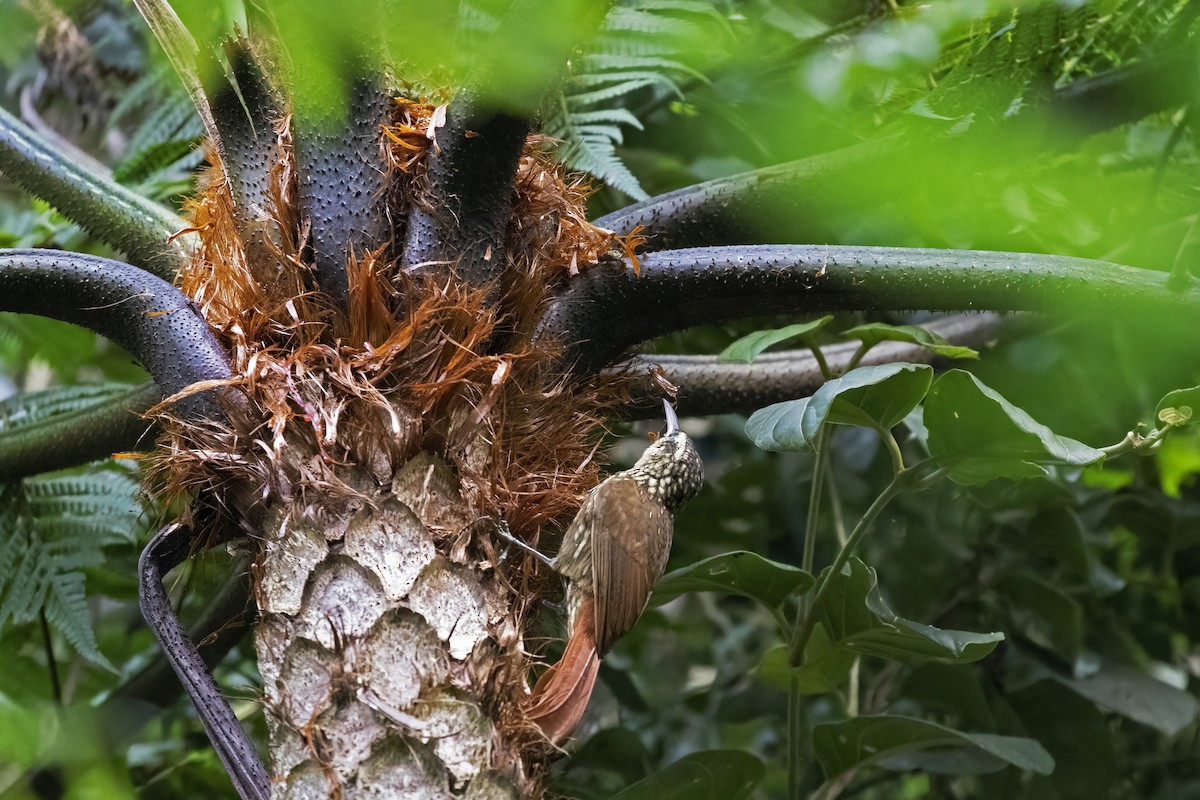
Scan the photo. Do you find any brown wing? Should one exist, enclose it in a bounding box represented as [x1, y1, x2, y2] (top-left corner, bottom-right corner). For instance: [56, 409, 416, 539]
[588, 476, 673, 655]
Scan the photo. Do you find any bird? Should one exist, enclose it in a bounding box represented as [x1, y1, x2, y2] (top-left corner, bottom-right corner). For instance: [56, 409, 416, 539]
[524, 399, 703, 743]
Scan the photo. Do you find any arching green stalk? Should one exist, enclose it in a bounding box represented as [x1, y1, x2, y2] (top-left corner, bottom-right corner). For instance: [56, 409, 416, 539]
[540, 245, 1200, 371]
[0, 382, 161, 482]
[0, 250, 231, 418]
[0, 105, 190, 279]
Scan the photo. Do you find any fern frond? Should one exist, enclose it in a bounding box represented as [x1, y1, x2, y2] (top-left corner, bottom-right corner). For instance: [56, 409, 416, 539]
[632, 0, 725, 14]
[25, 472, 142, 499]
[25, 473, 143, 538]
[0, 384, 136, 433]
[566, 108, 645, 129]
[603, 6, 702, 37]
[552, 124, 649, 200]
[108, 69, 172, 129]
[0, 469, 144, 670]
[546, 0, 721, 198]
[0, 525, 48, 626]
[565, 77, 671, 109]
[41, 569, 108, 669]
[114, 94, 203, 185]
[579, 54, 707, 79]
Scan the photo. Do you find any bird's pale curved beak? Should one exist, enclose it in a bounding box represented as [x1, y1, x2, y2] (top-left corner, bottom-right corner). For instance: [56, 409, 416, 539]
[663, 399, 680, 436]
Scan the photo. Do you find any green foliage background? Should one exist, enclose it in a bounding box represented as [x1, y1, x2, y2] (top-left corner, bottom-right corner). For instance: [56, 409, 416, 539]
[3, 0, 1200, 798]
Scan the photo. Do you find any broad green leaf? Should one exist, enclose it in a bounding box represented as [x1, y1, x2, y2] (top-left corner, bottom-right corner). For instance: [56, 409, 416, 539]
[842, 322, 979, 360]
[717, 316, 833, 363]
[794, 622, 857, 695]
[756, 631, 855, 695]
[812, 716, 1054, 779]
[1012, 680, 1115, 800]
[0, 315, 149, 383]
[902, 664, 996, 731]
[902, 406, 929, 450]
[1155, 385, 1200, 428]
[1156, 430, 1200, 497]
[745, 397, 812, 452]
[925, 370, 1104, 485]
[1053, 665, 1199, 736]
[876, 747, 1012, 776]
[753, 644, 794, 691]
[800, 363, 934, 443]
[1015, 507, 1090, 581]
[610, 750, 765, 800]
[0, 699, 49, 769]
[567, 727, 652, 785]
[655, 551, 814, 608]
[814, 558, 1003, 664]
[998, 570, 1083, 664]
[744, 363, 932, 453]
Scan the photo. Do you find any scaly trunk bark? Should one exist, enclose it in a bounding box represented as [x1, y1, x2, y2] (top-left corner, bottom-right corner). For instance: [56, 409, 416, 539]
[254, 452, 530, 799]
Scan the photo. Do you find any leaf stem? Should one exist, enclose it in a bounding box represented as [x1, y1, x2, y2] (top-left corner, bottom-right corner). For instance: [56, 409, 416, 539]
[847, 658, 861, 718]
[788, 671, 806, 800]
[0, 104, 189, 278]
[802, 427, 830, 578]
[788, 467, 918, 665]
[827, 467, 848, 548]
[827, 473, 860, 718]
[771, 605, 793, 637]
[810, 343, 832, 380]
[39, 609, 62, 705]
[789, 420, 833, 798]
[1098, 425, 1168, 458]
[879, 427, 906, 475]
[844, 342, 871, 372]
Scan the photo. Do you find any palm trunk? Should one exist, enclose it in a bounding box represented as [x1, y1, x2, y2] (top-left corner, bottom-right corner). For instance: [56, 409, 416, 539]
[254, 456, 527, 798]
[151, 107, 621, 798]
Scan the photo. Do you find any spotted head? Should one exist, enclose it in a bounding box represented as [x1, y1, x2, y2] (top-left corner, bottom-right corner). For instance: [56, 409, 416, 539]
[628, 400, 704, 512]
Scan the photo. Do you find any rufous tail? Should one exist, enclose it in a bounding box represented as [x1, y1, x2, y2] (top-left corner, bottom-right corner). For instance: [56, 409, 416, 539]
[526, 616, 600, 744]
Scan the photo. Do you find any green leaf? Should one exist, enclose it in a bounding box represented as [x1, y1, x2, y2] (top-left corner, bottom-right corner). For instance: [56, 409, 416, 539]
[745, 363, 933, 452]
[814, 558, 1003, 664]
[902, 664, 996, 731]
[610, 750, 765, 800]
[1156, 430, 1200, 497]
[567, 727, 652, 785]
[998, 570, 1083, 664]
[745, 396, 813, 452]
[813, 716, 1054, 779]
[113, 92, 202, 185]
[717, 317, 833, 364]
[1011, 680, 1115, 800]
[795, 625, 857, 695]
[925, 370, 1104, 485]
[0, 699, 49, 770]
[1014, 507, 1090, 581]
[1052, 665, 1199, 736]
[655, 551, 814, 609]
[800, 363, 934, 442]
[1155, 385, 1200, 429]
[756, 631, 856, 695]
[842, 322, 979, 360]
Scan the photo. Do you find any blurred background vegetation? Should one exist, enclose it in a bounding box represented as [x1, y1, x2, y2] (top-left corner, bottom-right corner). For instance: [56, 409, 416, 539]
[3, 0, 1200, 797]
